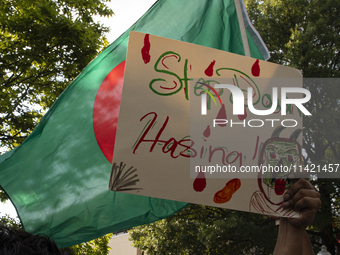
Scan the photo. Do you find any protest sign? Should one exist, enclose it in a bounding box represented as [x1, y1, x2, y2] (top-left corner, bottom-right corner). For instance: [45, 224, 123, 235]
[111, 32, 307, 217]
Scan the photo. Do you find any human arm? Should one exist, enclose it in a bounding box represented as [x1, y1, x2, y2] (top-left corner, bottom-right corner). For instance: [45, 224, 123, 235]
[273, 179, 321, 255]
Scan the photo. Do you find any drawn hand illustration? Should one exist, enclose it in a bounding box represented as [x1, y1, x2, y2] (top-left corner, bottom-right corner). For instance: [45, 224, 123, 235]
[109, 162, 141, 192]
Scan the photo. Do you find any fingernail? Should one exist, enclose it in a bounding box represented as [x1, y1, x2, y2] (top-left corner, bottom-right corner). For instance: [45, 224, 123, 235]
[283, 193, 290, 201]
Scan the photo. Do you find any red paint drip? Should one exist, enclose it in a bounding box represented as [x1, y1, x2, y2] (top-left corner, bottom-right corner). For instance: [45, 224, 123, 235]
[203, 125, 210, 137]
[204, 60, 216, 77]
[251, 59, 260, 77]
[238, 107, 247, 120]
[216, 104, 227, 127]
[275, 179, 286, 195]
[141, 34, 151, 64]
[193, 171, 206, 192]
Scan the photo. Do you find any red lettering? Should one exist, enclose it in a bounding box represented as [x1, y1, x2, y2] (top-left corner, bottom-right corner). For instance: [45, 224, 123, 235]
[133, 112, 196, 159]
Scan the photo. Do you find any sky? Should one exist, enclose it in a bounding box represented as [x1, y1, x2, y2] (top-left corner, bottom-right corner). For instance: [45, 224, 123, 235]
[0, 0, 157, 219]
[95, 0, 157, 44]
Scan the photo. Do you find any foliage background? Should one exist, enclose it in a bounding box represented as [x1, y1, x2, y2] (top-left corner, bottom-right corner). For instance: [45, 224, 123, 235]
[0, 0, 113, 253]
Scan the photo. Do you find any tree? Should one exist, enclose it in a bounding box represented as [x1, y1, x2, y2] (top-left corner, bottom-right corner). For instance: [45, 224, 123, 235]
[246, 0, 340, 78]
[0, 214, 112, 255]
[130, 204, 277, 255]
[0, 210, 113, 254]
[0, 0, 113, 150]
[246, 0, 340, 253]
[1, 0, 113, 253]
[70, 234, 113, 255]
[130, 0, 340, 254]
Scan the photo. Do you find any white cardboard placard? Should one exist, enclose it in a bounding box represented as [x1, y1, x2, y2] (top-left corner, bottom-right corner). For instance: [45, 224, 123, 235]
[110, 31, 304, 217]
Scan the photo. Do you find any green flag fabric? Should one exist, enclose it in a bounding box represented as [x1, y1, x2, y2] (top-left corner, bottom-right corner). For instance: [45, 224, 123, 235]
[0, 0, 269, 247]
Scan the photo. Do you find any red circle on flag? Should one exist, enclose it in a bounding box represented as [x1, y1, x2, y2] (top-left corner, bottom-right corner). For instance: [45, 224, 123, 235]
[93, 60, 126, 163]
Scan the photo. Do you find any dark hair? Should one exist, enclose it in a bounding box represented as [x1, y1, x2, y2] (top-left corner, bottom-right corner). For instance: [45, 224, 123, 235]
[0, 225, 74, 255]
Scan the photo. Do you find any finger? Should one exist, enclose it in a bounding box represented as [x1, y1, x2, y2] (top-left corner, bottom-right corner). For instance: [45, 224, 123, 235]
[283, 189, 320, 208]
[284, 179, 315, 201]
[288, 209, 317, 229]
[268, 215, 280, 221]
[292, 197, 322, 212]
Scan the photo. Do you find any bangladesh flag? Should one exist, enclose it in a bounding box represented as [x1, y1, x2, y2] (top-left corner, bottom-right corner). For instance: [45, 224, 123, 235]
[0, 0, 269, 247]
